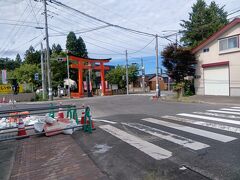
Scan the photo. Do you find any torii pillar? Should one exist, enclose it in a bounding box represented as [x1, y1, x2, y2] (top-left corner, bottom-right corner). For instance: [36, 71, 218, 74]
[69, 54, 111, 98]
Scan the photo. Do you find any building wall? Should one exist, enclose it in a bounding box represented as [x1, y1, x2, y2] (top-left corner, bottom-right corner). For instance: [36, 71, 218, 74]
[195, 23, 240, 96]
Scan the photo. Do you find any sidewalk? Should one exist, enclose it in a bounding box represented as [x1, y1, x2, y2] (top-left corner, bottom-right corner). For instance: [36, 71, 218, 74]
[168, 95, 240, 105]
[0, 133, 108, 180]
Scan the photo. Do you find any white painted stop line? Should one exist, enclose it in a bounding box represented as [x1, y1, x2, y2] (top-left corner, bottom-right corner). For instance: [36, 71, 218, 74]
[207, 110, 240, 115]
[100, 125, 172, 160]
[142, 118, 236, 142]
[163, 115, 240, 134]
[122, 123, 209, 150]
[177, 113, 240, 125]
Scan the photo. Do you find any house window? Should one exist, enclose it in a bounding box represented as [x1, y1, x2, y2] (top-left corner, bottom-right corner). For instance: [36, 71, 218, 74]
[203, 48, 209, 53]
[219, 36, 238, 51]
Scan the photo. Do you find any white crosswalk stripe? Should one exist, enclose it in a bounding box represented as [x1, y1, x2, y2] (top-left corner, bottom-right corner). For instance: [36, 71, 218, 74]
[92, 119, 117, 124]
[163, 115, 240, 134]
[100, 125, 172, 160]
[231, 107, 240, 109]
[142, 118, 237, 142]
[97, 106, 240, 161]
[193, 112, 240, 119]
[207, 110, 240, 115]
[177, 113, 240, 125]
[122, 122, 210, 150]
[221, 108, 240, 112]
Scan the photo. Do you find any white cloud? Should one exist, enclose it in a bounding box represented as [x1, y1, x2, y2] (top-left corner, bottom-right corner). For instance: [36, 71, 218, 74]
[0, 0, 239, 60]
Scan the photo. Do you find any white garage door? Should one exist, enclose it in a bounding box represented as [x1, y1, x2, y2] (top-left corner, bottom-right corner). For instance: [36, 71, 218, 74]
[204, 66, 229, 96]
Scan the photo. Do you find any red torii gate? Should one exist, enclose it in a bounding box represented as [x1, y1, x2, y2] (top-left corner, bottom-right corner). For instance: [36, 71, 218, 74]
[69, 54, 111, 98]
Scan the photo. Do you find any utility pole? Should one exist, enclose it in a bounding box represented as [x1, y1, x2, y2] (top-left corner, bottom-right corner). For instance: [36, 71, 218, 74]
[155, 34, 160, 97]
[66, 52, 70, 98]
[40, 43, 46, 100]
[125, 50, 129, 95]
[141, 57, 145, 92]
[43, 0, 53, 100]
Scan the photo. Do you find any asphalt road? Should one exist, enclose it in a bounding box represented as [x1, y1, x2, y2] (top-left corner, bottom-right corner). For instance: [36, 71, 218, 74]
[2, 95, 240, 180]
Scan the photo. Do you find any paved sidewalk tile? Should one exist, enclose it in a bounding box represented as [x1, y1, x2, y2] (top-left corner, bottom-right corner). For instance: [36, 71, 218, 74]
[10, 134, 108, 180]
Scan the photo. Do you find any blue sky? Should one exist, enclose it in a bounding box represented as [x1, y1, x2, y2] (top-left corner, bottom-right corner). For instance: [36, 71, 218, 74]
[108, 56, 164, 74]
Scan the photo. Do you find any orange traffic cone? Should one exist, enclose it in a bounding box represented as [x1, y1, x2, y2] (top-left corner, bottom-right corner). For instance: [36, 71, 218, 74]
[80, 111, 85, 125]
[17, 119, 28, 139]
[57, 108, 64, 119]
[87, 118, 96, 130]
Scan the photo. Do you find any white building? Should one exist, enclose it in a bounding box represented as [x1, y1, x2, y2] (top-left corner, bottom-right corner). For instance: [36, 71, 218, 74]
[193, 18, 240, 96]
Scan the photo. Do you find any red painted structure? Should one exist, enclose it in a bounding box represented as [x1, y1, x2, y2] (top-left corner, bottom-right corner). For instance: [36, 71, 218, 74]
[69, 54, 111, 98]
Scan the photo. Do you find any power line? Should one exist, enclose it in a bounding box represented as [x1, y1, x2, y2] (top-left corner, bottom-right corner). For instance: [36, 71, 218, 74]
[0, 1, 30, 56]
[228, 9, 240, 16]
[128, 37, 155, 54]
[1, 2, 43, 57]
[84, 0, 161, 35]
[0, 19, 44, 25]
[48, 0, 156, 37]
[28, 0, 44, 35]
[48, 2, 152, 43]
[0, 22, 43, 28]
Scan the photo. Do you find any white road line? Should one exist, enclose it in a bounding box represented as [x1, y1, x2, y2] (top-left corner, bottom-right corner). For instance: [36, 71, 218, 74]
[163, 115, 240, 134]
[221, 108, 240, 112]
[177, 113, 240, 125]
[100, 125, 172, 160]
[142, 118, 237, 142]
[207, 110, 240, 115]
[193, 112, 240, 119]
[92, 119, 117, 124]
[122, 123, 209, 150]
[231, 107, 240, 109]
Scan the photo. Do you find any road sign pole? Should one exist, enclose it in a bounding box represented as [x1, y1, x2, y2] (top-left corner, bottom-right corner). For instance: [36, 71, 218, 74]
[125, 50, 129, 95]
[155, 34, 160, 97]
[41, 43, 46, 100]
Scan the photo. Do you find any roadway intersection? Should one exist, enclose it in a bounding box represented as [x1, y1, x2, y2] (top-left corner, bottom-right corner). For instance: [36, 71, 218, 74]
[2, 95, 240, 180]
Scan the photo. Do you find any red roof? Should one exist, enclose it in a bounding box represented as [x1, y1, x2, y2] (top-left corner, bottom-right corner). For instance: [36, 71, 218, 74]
[192, 18, 240, 54]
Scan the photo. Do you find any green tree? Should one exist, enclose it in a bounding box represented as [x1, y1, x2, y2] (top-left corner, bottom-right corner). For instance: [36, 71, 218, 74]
[50, 51, 67, 90]
[11, 63, 41, 90]
[106, 65, 126, 89]
[15, 53, 22, 64]
[0, 58, 20, 71]
[106, 64, 139, 89]
[162, 44, 196, 83]
[24, 46, 41, 64]
[66, 32, 88, 87]
[52, 43, 62, 55]
[66, 32, 88, 57]
[180, 0, 228, 48]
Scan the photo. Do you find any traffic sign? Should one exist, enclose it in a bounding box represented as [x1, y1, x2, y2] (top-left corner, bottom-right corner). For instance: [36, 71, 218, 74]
[57, 57, 67, 62]
[34, 73, 39, 81]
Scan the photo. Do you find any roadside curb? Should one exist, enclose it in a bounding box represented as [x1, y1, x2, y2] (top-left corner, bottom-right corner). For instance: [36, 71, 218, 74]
[161, 97, 240, 106]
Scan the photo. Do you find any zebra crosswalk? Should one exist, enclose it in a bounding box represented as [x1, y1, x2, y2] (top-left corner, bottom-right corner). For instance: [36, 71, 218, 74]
[98, 106, 240, 161]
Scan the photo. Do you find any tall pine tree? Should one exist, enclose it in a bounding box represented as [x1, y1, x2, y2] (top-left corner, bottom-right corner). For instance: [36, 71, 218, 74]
[66, 32, 88, 57]
[180, 0, 228, 48]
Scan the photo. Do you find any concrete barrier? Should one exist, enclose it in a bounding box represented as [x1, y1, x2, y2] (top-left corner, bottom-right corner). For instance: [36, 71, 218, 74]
[0, 93, 36, 102]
